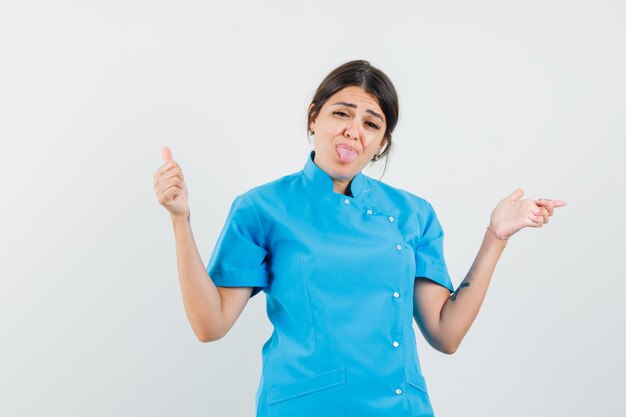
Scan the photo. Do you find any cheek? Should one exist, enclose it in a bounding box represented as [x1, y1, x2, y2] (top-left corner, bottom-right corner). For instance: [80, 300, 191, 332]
[318, 119, 343, 135]
[365, 131, 384, 143]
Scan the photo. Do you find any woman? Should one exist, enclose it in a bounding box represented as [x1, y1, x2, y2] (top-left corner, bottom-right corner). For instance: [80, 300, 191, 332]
[153, 60, 566, 417]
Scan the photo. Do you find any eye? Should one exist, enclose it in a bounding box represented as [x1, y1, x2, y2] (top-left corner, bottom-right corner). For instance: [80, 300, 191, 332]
[366, 121, 380, 129]
[333, 111, 348, 117]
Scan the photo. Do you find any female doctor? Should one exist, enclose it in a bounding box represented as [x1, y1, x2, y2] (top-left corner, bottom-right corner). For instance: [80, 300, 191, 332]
[153, 60, 566, 417]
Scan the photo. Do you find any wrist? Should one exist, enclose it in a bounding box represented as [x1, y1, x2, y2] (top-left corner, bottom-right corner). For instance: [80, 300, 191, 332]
[171, 211, 191, 225]
[486, 225, 509, 241]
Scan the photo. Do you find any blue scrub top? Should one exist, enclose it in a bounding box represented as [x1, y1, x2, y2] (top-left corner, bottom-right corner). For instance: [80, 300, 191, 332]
[206, 150, 454, 417]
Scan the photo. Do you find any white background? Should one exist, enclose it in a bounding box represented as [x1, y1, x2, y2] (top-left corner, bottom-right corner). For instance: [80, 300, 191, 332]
[1, 1, 624, 416]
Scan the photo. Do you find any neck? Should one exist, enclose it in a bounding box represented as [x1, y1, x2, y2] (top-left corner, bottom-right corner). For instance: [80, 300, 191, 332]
[333, 179, 352, 196]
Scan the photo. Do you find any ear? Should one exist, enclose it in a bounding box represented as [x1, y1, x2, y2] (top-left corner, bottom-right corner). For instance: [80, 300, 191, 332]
[308, 103, 316, 132]
[380, 137, 388, 148]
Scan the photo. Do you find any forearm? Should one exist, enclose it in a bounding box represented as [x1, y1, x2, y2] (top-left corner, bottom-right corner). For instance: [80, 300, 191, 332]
[171, 213, 224, 342]
[438, 228, 507, 352]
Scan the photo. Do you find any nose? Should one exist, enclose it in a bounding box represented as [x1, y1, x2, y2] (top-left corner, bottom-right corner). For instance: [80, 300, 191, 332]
[344, 121, 359, 141]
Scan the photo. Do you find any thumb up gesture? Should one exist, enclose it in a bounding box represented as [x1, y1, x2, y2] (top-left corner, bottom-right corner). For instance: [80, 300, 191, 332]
[488, 188, 567, 240]
[153, 146, 190, 219]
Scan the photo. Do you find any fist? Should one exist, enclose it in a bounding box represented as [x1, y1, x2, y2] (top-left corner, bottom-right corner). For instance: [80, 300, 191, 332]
[153, 146, 190, 218]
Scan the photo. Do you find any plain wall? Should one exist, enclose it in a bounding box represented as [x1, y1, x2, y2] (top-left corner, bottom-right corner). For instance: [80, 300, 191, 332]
[1, 0, 624, 416]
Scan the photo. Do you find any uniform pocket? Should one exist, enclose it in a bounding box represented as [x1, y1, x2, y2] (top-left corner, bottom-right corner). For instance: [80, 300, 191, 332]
[267, 367, 346, 417]
[405, 369, 435, 417]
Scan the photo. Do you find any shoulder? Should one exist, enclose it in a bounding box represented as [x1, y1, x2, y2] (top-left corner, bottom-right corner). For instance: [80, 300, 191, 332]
[219, 172, 302, 236]
[363, 175, 435, 214]
[233, 170, 301, 206]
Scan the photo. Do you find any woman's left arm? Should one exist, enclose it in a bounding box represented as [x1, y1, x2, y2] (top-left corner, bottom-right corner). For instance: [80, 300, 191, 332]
[413, 188, 567, 354]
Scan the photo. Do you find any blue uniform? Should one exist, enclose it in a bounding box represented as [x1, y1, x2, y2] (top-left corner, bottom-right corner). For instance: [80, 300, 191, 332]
[206, 150, 455, 417]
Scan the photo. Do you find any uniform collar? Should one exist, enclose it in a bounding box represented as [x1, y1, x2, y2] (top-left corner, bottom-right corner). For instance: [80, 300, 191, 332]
[302, 150, 365, 198]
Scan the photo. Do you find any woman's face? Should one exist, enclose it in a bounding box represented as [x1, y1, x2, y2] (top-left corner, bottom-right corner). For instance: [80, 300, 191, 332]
[309, 85, 388, 189]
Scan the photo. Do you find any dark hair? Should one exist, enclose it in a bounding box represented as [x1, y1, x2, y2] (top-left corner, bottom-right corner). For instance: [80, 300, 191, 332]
[307, 60, 399, 176]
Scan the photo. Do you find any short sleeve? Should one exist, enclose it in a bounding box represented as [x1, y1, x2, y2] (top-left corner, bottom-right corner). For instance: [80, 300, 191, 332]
[206, 193, 270, 298]
[414, 201, 454, 293]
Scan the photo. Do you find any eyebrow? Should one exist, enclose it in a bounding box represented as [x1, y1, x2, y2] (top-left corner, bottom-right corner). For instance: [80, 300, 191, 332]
[331, 102, 385, 123]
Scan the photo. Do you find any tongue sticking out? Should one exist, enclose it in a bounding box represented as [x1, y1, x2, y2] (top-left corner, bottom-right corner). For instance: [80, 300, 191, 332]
[336, 146, 357, 163]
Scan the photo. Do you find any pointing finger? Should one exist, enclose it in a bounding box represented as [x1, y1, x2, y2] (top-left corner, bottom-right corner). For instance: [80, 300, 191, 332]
[537, 199, 567, 208]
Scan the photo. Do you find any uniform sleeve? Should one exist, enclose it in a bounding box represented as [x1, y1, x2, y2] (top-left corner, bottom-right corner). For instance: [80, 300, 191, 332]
[414, 201, 455, 293]
[206, 193, 270, 298]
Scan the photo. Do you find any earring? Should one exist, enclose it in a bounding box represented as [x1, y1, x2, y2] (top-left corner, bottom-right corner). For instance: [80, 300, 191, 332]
[371, 141, 389, 161]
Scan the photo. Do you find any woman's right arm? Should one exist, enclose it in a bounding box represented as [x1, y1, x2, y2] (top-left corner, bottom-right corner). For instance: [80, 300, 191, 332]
[171, 214, 253, 342]
[155, 146, 252, 343]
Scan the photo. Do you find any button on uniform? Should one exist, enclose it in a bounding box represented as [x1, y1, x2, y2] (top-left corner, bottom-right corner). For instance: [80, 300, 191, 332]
[367, 209, 373, 215]
[344, 198, 350, 205]
[388, 216, 395, 222]
[393, 291, 399, 298]
[395, 388, 403, 395]
[396, 244, 402, 251]
[392, 341, 399, 348]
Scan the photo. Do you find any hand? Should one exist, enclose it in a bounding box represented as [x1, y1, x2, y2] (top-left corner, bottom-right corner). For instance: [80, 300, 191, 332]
[153, 146, 190, 219]
[488, 188, 567, 240]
